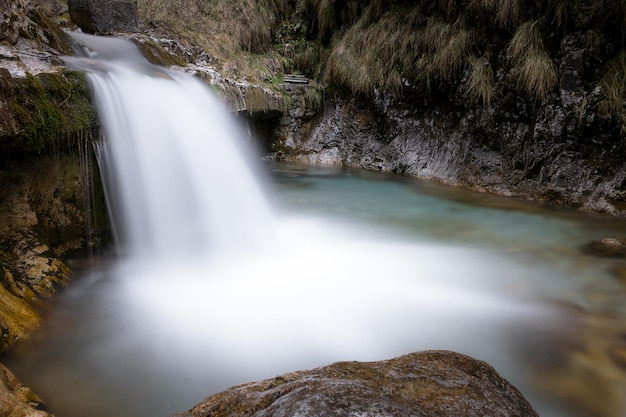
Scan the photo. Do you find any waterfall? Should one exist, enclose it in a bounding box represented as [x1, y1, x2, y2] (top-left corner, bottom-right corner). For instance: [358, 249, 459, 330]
[64, 32, 273, 259]
[57, 33, 551, 409]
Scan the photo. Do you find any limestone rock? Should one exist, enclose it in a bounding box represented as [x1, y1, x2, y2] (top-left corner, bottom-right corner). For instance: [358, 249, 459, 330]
[0, 0, 35, 45]
[172, 350, 538, 417]
[68, 0, 138, 34]
[0, 362, 52, 417]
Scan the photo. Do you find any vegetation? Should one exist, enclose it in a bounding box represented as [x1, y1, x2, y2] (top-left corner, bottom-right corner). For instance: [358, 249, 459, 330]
[464, 54, 495, 107]
[133, 0, 626, 129]
[138, 0, 290, 83]
[1, 70, 95, 156]
[507, 21, 557, 101]
[599, 51, 626, 134]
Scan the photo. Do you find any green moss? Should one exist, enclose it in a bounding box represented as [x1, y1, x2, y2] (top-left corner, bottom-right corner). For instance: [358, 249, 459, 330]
[4, 71, 97, 156]
[132, 39, 187, 67]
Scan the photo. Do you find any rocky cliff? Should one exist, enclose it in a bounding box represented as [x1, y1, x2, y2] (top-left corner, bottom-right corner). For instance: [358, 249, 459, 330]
[273, 0, 626, 215]
[0, 0, 108, 354]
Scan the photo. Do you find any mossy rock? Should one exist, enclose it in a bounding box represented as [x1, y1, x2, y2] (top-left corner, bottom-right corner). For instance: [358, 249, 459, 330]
[0, 68, 96, 157]
[172, 350, 538, 417]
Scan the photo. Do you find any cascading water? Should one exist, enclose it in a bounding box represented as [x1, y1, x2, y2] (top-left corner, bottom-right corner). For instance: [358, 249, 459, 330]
[65, 32, 273, 259]
[44, 32, 580, 417]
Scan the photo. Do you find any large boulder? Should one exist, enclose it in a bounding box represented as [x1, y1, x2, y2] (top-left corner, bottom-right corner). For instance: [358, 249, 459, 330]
[67, 0, 138, 34]
[172, 350, 538, 417]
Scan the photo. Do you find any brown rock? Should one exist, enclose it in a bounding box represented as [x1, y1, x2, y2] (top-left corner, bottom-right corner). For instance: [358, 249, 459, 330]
[582, 237, 626, 258]
[0, 363, 52, 417]
[172, 350, 538, 417]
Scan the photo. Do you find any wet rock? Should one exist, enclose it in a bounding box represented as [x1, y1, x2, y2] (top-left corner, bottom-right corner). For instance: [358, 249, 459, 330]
[171, 350, 538, 417]
[0, 362, 52, 417]
[68, 0, 138, 34]
[583, 237, 626, 258]
[0, 152, 108, 351]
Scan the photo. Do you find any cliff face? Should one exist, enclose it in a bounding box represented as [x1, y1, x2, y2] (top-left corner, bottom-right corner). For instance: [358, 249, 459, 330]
[272, 0, 626, 215]
[0, 0, 107, 352]
[278, 63, 626, 213]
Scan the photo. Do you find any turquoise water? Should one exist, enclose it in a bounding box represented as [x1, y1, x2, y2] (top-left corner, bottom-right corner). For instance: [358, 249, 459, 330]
[4, 163, 626, 417]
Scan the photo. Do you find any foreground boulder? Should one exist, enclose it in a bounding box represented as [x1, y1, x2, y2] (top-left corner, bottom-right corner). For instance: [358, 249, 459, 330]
[172, 350, 538, 417]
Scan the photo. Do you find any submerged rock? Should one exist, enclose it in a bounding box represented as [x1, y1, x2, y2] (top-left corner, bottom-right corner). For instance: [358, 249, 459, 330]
[0, 363, 52, 417]
[172, 350, 538, 417]
[583, 237, 626, 258]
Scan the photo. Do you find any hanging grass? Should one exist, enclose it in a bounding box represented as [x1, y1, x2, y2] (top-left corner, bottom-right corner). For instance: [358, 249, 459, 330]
[464, 54, 495, 107]
[517, 51, 558, 101]
[325, 7, 422, 96]
[326, 8, 473, 97]
[598, 51, 626, 134]
[468, 0, 522, 28]
[417, 19, 472, 84]
[508, 20, 558, 101]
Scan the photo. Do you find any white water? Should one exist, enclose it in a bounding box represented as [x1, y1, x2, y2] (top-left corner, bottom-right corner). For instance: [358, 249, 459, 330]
[53, 33, 578, 417]
[67, 32, 273, 259]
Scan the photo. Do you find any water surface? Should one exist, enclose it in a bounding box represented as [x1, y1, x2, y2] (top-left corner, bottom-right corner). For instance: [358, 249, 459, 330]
[5, 163, 626, 417]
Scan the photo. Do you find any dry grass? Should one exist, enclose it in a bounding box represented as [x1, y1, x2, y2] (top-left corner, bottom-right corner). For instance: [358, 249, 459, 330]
[517, 51, 558, 101]
[468, 0, 522, 28]
[508, 20, 558, 100]
[598, 51, 626, 134]
[417, 19, 472, 87]
[326, 8, 473, 97]
[137, 0, 288, 83]
[508, 20, 544, 61]
[464, 54, 495, 107]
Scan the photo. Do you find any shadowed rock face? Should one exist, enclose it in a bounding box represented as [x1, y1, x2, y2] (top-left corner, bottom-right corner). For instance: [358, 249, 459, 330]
[172, 350, 539, 417]
[67, 0, 138, 34]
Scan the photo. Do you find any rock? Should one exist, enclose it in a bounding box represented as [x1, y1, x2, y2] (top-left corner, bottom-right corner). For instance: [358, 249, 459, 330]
[0, 0, 34, 45]
[582, 237, 626, 258]
[171, 350, 538, 417]
[0, 362, 52, 417]
[67, 0, 138, 34]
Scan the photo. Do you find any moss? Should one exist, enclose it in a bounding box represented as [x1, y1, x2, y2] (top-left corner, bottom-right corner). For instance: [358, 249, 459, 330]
[131, 39, 187, 67]
[2, 70, 97, 157]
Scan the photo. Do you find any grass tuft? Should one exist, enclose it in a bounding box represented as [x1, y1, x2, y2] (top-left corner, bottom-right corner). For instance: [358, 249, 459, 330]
[469, 0, 522, 28]
[598, 51, 626, 134]
[464, 54, 495, 107]
[517, 51, 558, 101]
[508, 20, 558, 101]
[326, 9, 472, 97]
